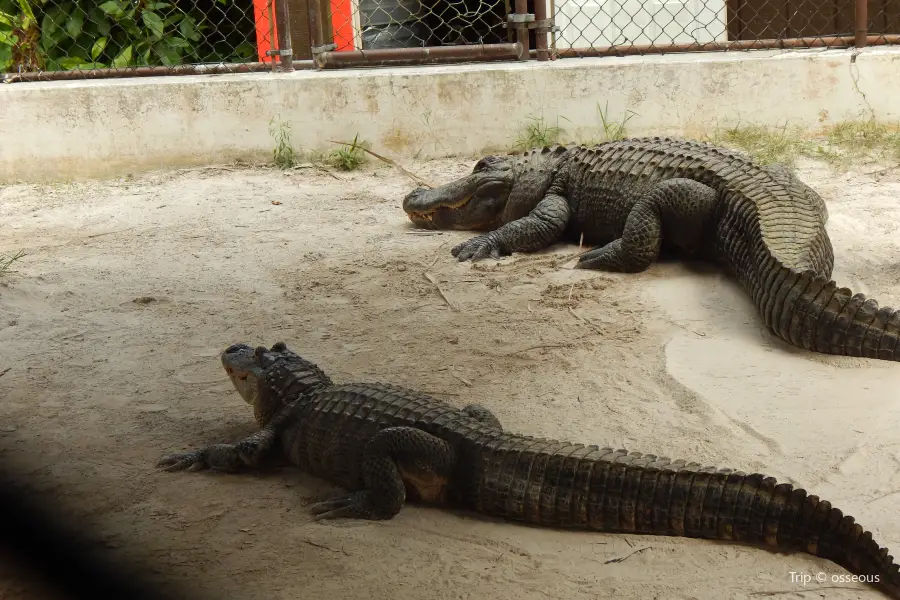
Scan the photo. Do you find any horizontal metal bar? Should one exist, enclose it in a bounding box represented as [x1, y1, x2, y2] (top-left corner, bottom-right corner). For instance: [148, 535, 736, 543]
[2, 61, 316, 83]
[539, 35, 900, 59]
[315, 43, 525, 69]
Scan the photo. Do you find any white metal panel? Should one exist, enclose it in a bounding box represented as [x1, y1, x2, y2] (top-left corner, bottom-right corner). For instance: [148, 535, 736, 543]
[554, 0, 727, 50]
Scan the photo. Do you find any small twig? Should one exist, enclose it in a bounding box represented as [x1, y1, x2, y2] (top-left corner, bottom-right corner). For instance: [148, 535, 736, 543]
[863, 163, 899, 176]
[449, 370, 472, 387]
[61, 330, 89, 341]
[302, 539, 350, 556]
[326, 140, 433, 188]
[176, 165, 238, 174]
[314, 164, 342, 180]
[568, 306, 604, 333]
[87, 228, 135, 239]
[502, 344, 572, 356]
[603, 546, 650, 564]
[867, 489, 900, 505]
[426, 241, 449, 269]
[424, 272, 456, 310]
[421, 390, 461, 397]
[553, 252, 583, 268]
[0, 368, 10, 378]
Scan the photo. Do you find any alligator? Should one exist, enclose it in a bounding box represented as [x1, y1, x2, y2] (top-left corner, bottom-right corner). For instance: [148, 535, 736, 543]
[401, 137, 899, 363]
[158, 341, 899, 598]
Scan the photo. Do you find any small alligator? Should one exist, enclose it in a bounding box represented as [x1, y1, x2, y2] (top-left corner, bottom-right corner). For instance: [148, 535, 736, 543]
[401, 138, 899, 363]
[158, 342, 899, 598]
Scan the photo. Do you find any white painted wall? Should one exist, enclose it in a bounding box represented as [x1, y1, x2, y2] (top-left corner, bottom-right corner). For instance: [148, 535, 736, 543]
[1, 47, 899, 182]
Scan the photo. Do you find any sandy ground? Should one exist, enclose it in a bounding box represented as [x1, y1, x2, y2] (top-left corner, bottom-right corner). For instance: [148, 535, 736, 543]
[1, 155, 900, 600]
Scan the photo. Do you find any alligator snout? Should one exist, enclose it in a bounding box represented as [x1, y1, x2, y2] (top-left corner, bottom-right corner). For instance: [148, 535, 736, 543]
[225, 343, 253, 354]
[402, 187, 430, 212]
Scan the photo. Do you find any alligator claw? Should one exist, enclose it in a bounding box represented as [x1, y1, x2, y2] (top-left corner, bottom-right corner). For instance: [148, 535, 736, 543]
[308, 491, 385, 521]
[451, 234, 504, 262]
[156, 450, 207, 472]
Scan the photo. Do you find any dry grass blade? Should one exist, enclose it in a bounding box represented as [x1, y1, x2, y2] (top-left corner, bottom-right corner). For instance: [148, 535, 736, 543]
[423, 271, 456, 310]
[327, 140, 434, 188]
[0, 250, 26, 277]
[604, 546, 650, 564]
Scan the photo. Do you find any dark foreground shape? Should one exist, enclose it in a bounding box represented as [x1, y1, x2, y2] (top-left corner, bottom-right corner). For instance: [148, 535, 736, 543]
[401, 138, 900, 362]
[159, 342, 900, 598]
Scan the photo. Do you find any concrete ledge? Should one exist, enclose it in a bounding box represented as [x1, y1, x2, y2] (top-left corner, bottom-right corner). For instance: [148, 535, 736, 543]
[2, 47, 899, 182]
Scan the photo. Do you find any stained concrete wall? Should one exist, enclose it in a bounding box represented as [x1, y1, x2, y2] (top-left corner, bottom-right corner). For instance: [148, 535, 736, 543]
[2, 47, 899, 182]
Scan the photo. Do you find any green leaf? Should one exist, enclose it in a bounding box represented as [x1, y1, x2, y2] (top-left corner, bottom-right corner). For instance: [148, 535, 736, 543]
[153, 41, 180, 66]
[90, 36, 107, 60]
[89, 7, 112, 36]
[15, 0, 36, 23]
[0, 29, 16, 44]
[166, 36, 190, 49]
[65, 9, 84, 39]
[141, 10, 164, 39]
[0, 45, 12, 71]
[163, 13, 183, 26]
[57, 56, 88, 69]
[178, 17, 200, 42]
[98, 1, 124, 17]
[0, 10, 16, 28]
[146, 2, 171, 9]
[112, 43, 132, 68]
[40, 8, 67, 49]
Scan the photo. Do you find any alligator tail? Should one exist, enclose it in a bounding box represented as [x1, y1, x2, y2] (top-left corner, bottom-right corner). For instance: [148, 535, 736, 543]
[478, 445, 900, 598]
[750, 256, 900, 361]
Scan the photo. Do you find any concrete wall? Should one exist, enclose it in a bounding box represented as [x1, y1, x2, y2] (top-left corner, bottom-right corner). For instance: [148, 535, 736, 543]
[2, 47, 899, 182]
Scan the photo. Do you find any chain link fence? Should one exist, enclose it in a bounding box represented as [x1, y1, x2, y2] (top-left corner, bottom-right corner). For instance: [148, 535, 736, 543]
[1, 0, 273, 80]
[550, 0, 900, 57]
[2, 0, 899, 80]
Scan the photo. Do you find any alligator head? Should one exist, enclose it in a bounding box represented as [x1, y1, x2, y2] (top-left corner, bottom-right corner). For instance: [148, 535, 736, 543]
[402, 155, 514, 231]
[220, 342, 330, 427]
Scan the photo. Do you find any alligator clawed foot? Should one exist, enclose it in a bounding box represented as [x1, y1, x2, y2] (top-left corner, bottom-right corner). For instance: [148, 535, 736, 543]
[308, 491, 389, 521]
[156, 449, 208, 472]
[451, 233, 504, 262]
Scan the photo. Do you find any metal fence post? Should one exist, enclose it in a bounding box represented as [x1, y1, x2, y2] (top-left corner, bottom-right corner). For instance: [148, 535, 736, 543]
[308, 0, 333, 69]
[533, 0, 550, 61]
[274, 0, 296, 72]
[855, 0, 869, 48]
[510, 0, 531, 60]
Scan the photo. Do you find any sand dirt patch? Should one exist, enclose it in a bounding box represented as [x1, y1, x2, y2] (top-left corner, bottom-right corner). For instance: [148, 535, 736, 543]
[1, 158, 899, 599]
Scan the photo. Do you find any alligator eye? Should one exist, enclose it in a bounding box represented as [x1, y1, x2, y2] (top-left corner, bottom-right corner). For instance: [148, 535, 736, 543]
[271, 342, 287, 352]
[254, 346, 268, 358]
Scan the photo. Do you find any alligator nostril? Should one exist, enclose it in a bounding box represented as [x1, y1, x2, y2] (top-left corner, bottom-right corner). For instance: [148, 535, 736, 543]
[225, 344, 249, 354]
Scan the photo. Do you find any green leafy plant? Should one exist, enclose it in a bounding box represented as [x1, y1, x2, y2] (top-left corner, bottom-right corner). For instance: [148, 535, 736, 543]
[512, 114, 568, 150]
[1, 0, 255, 73]
[597, 101, 636, 142]
[328, 134, 369, 171]
[269, 116, 296, 170]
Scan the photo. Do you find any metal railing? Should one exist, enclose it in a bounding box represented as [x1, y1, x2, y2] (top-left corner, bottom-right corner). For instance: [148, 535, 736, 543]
[1, 0, 898, 82]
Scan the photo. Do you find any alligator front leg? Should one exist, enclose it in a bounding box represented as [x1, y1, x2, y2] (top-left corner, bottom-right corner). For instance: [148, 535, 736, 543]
[156, 406, 290, 473]
[576, 178, 718, 272]
[452, 193, 570, 262]
[461, 403, 503, 430]
[309, 426, 457, 520]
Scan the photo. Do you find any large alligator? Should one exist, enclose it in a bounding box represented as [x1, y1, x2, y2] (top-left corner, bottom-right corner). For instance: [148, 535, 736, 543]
[158, 341, 899, 598]
[401, 137, 899, 363]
